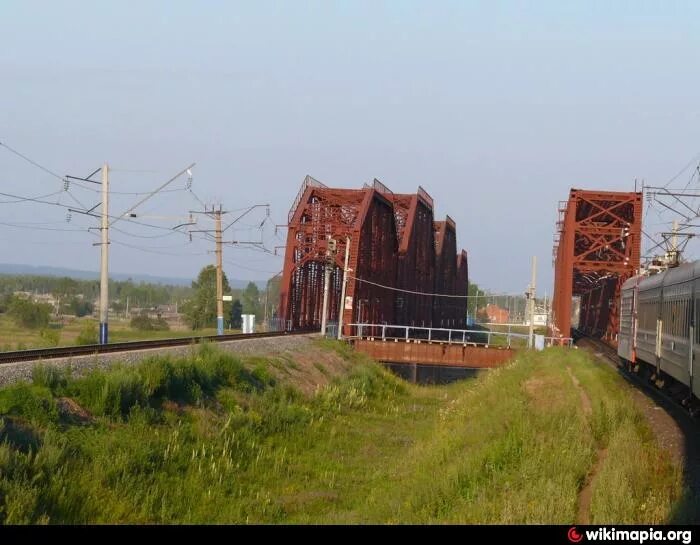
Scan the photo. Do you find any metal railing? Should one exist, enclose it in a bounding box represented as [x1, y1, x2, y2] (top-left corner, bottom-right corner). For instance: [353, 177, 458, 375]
[288, 175, 327, 223]
[541, 336, 574, 348]
[345, 323, 529, 348]
[345, 323, 574, 349]
[325, 321, 338, 339]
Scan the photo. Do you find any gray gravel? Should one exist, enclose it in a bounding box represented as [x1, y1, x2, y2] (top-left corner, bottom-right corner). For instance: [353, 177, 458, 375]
[0, 334, 320, 387]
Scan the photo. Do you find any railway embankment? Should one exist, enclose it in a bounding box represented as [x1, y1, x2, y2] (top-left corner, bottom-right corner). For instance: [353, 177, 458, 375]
[0, 333, 319, 387]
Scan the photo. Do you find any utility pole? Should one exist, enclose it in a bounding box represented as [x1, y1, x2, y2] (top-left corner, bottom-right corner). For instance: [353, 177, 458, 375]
[63, 161, 195, 344]
[528, 256, 537, 348]
[190, 205, 228, 336]
[320, 237, 337, 336]
[189, 203, 270, 336]
[321, 263, 331, 335]
[99, 162, 110, 344]
[543, 289, 548, 331]
[263, 282, 269, 330]
[670, 219, 679, 266]
[214, 205, 224, 336]
[337, 236, 351, 340]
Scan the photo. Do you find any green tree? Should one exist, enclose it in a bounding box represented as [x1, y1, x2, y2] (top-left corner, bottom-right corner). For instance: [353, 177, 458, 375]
[68, 297, 94, 318]
[242, 281, 261, 317]
[76, 321, 98, 345]
[467, 282, 482, 323]
[230, 299, 242, 329]
[55, 277, 79, 297]
[265, 275, 281, 319]
[7, 296, 52, 329]
[183, 265, 232, 330]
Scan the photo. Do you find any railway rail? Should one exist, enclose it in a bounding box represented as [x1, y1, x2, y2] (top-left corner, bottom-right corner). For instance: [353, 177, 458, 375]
[0, 330, 311, 365]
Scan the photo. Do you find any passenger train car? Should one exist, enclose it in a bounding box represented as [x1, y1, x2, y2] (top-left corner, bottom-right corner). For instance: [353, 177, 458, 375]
[618, 261, 700, 407]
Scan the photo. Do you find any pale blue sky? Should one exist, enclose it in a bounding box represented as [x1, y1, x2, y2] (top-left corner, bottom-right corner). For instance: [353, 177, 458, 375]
[1, 1, 699, 294]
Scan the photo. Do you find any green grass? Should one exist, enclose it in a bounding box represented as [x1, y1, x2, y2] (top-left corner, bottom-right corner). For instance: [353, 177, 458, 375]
[0, 314, 225, 351]
[0, 342, 683, 524]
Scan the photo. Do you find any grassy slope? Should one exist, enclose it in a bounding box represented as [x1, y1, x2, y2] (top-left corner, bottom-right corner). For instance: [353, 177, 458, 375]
[0, 341, 682, 524]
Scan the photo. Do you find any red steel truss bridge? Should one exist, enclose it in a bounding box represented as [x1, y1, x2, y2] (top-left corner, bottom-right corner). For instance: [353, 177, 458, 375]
[279, 176, 469, 336]
[551, 189, 642, 343]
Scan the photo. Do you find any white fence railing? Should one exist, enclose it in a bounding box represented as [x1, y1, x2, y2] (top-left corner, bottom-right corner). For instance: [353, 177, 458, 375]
[345, 323, 573, 349]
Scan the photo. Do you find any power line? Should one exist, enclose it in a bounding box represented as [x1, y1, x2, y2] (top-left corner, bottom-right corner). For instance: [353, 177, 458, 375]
[0, 189, 198, 238]
[0, 141, 64, 180]
[348, 275, 516, 299]
[110, 238, 210, 257]
[69, 181, 189, 196]
[223, 259, 281, 275]
[663, 151, 700, 189]
[188, 189, 207, 208]
[111, 226, 180, 239]
[0, 190, 75, 209]
[0, 190, 63, 204]
[64, 189, 90, 211]
[110, 162, 195, 227]
[0, 147, 277, 272]
[0, 220, 86, 232]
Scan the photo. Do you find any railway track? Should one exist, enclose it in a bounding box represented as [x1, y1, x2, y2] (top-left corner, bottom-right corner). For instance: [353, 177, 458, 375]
[0, 330, 312, 365]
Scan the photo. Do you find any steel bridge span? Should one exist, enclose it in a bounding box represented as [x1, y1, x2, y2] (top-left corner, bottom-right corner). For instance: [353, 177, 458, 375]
[551, 189, 642, 343]
[279, 176, 469, 337]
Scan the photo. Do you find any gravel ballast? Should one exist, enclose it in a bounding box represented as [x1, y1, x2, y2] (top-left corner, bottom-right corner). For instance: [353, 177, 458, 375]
[0, 334, 321, 387]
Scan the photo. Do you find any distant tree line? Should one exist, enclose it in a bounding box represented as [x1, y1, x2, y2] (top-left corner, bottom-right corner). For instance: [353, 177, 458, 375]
[0, 275, 193, 308]
[0, 270, 280, 333]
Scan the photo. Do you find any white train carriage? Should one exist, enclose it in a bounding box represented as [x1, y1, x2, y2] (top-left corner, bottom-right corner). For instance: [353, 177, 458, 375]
[617, 276, 637, 362]
[618, 261, 700, 403]
[658, 265, 694, 385]
[632, 272, 664, 367]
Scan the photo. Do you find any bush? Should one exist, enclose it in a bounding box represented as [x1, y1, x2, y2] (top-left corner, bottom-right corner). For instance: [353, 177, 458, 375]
[130, 314, 153, 331]
[154, 317, 170, 331]
[72, 369, 150, 418]
[130, 313, 170, 331]
[32, 365, 68, 393]
[68, 298, 93, 318]
[7, 296, 52, 329]
[39, 329, 60, 347]
[0, 384, 59, 426]
[75, 321, 97, 346]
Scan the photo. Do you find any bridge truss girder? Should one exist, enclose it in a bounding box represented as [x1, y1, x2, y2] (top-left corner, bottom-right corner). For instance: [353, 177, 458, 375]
[551, 189, 642, 342]
[280, 177, 469, 334]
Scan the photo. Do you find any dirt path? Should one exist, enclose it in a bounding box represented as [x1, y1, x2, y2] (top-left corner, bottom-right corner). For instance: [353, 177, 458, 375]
[566, 366, 606, 524]
[576, 339, 685, 466]
[576, 340, 700, 522]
